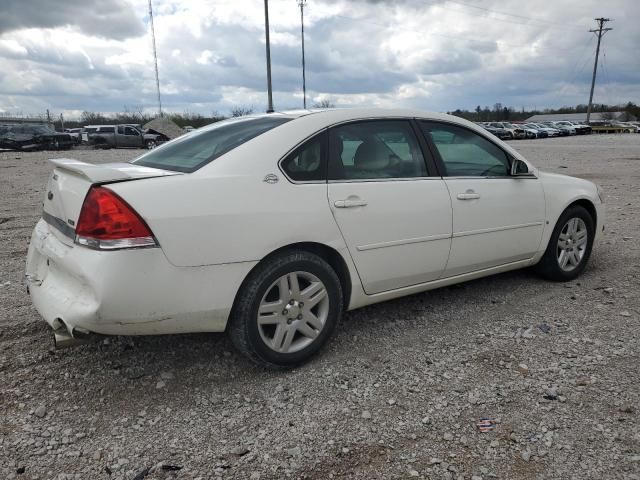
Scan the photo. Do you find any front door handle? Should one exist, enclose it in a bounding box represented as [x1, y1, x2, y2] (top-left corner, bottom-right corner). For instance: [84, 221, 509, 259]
[334, 199, 368, 208]
[456, 190, 480, 200]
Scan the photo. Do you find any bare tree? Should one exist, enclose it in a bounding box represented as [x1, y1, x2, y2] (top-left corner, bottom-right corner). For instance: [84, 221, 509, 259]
[312, 99, 335, 109]
[230, 106, 254, 117]
[80, 111, 109, 125]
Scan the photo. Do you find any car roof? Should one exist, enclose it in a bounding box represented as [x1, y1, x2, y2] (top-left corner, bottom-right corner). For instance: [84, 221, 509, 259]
[243, 107, 469, 124]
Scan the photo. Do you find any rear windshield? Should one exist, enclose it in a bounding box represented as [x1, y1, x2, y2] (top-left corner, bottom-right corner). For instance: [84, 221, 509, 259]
[132, 116, 292, 173]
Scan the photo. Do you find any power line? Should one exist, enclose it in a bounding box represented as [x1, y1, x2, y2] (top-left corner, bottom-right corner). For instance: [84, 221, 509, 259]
[599, 51, 614, 107]
[586, 17, 613, 123]
[435, 0, 584, 30]
[547, 35, 596, 108]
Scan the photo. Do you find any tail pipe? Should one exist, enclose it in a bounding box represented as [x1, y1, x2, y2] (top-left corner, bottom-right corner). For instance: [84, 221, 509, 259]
[51, 319, 95, 349]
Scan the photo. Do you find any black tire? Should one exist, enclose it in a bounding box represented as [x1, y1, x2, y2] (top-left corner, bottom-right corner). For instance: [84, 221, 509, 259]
[145, 139, 157, 149]
[534, 205, 595, 281]
[228, 250, 343, 368]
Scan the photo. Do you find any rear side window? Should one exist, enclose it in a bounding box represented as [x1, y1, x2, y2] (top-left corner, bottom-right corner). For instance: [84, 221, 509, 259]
[280, 133, 326, 182]
[328, 121, 427, 180]
[99, 127, 115, 133]
[132, 117, 291, 173]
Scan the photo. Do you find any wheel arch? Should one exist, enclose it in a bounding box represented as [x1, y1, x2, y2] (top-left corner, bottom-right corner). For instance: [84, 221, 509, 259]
[539, 196, 598, 256]
[230, 242, 353, 321]
[567, 198, 597, 226]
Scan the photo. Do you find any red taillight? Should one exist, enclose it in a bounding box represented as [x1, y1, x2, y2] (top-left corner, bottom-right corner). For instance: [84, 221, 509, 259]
[75, 186, 157, 250]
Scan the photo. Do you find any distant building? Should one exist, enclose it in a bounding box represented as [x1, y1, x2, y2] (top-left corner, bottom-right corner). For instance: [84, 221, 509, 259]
[526, 112, 636, 122]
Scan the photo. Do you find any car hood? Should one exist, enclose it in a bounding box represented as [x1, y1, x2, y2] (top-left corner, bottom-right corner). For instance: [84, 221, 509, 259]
[537, 170, 598, 195]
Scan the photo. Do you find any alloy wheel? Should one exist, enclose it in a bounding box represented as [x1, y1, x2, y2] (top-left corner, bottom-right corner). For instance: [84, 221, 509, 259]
[257, 271, 329, 354]
[557, 217, 588, 271]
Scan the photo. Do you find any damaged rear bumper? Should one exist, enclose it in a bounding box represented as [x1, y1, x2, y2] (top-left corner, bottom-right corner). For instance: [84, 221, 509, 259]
[26, 219, 256, 337]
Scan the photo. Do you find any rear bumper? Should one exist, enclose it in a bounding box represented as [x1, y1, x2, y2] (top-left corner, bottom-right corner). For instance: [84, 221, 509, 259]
[26, 219, 256, 336]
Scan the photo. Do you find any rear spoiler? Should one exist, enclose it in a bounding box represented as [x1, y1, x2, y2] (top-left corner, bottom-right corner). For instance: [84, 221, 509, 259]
[49, 158, 181, 184]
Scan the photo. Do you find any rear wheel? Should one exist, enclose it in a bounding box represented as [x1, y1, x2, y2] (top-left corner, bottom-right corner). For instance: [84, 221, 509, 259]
[534, 205, 594, 281]
[228, 251, 343, 368]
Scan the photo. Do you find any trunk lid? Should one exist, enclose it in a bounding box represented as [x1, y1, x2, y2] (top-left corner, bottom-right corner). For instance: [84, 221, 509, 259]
[42, 158, 181, 244]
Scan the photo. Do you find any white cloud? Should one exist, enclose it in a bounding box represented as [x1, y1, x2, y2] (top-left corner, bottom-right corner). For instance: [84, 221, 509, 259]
[0, 0, 638, 117]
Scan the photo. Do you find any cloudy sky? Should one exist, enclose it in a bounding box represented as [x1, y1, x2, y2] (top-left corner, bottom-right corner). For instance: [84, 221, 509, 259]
[0, 0, 638, 118]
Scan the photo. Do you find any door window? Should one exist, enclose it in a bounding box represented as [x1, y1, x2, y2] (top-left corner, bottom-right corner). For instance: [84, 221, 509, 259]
[329, 121, 427, 180]
[280, 133, 326, 182]
[124, 126, 139, 136]
[117, 126, 124, 134]
[421, 122, 510, 177]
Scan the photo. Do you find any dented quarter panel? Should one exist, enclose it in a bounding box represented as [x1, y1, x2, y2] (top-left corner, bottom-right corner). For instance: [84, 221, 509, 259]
[26, 220, 256, 335]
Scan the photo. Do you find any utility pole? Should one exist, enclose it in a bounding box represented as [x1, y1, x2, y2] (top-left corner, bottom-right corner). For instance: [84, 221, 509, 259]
[148, 0, 163, 117]
[298, 0, 307, 109]
[586, 17, 612, 123]
[264, 0, 274, 113]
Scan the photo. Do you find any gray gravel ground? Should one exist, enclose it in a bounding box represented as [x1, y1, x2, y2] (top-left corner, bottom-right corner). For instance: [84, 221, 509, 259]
[1, 135, 639, 480]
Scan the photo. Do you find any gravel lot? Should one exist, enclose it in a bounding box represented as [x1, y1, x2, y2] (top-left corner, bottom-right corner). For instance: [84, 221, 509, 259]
[1, 135, 639, 480]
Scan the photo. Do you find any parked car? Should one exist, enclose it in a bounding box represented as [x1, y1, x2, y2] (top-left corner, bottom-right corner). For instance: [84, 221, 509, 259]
[26, 108, 605, 368]
[568, 121, 592, 134]
[64, 128, 83, 144]
[555, 121, 590, 135]
[520, 124, 543, 139]
[612, 122, 640, 133]
[0, 124, 74, 151]
[521, 124, 548, 138]
[86, 124, 166, 149]
[528, 123, 561, 137]
[542, 122, 576, 136]
[489, 122, 526, 139]
[477, 123, 511, 140]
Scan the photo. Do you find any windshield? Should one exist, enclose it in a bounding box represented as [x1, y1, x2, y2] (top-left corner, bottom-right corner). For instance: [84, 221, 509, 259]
[132, 116, 291, 173]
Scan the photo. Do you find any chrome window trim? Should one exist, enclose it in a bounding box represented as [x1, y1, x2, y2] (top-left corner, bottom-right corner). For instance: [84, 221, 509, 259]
[444, 174, 538, 180]
[327, 176, 443, 184]
[418, 118, 537, 177]
[278, 115, 436, 185]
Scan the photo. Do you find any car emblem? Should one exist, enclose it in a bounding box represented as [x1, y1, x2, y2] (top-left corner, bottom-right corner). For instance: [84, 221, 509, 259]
[47, 191, 53, 200]
[263, 174, 279, 184]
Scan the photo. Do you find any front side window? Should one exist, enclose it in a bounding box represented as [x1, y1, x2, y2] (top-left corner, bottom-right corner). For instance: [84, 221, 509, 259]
[328, 121, 427, 180]
[280, 133, 325, 182]
[132, 116, 291, 173]
[124, 126, 139, 136]
[421, 122, 510, 177]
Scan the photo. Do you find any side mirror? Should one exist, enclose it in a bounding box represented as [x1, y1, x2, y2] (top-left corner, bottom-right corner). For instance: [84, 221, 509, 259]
[511, 158, 532, 177]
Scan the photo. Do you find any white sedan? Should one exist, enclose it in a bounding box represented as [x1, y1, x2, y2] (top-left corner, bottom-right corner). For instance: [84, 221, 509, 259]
[26, 108, 605, 367]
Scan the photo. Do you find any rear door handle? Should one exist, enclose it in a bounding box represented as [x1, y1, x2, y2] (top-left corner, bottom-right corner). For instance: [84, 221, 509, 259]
[456, 191, 480, 200]
[334, 199, 368, 208]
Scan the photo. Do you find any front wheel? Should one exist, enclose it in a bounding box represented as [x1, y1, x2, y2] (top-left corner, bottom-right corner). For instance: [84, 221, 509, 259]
[145, 139, 157, 149]
[228, 251, 343, 368]
[534, 205, 595, 281]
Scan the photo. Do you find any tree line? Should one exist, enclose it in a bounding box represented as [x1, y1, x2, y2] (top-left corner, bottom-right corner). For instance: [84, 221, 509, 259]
[448, 101, 640, 122]
[56, 100, 336, 130]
